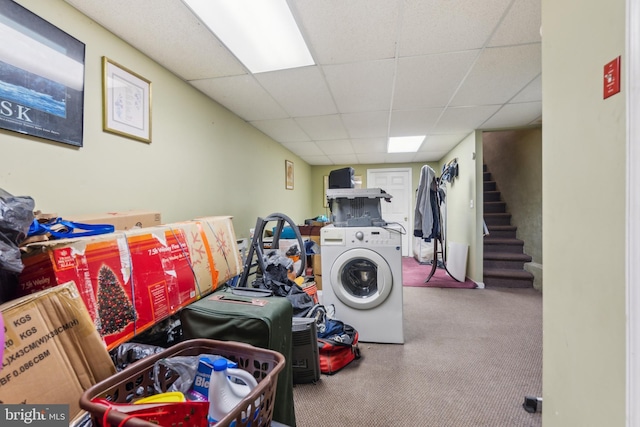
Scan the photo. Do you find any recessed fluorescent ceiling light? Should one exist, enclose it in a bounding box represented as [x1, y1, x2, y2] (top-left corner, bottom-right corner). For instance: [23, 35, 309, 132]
[388, 136, 425, 153]
[183, 0, 314, 74]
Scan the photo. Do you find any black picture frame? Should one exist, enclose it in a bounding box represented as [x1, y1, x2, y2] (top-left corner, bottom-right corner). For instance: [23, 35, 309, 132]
[0, 0, 85, 147]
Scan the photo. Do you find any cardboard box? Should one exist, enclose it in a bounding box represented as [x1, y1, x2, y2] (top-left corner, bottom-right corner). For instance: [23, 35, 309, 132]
[18, 216, 243, 349]
[65, 210, 162, 231]
[18, 232, 136, 350]
[0, 282, 116, 419]
[311, 254, 322, 276]
[165, 221, 215, 298]
[297, 225, 323, 236]
[193, 216, 244, 291]
[125, 226, 198, 330]
[314, 274, 322, 290]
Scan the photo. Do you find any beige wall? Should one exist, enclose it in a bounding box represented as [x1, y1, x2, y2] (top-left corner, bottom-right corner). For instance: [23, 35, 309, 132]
[542, 0, 627, 425]
[0, 0, 313, 242]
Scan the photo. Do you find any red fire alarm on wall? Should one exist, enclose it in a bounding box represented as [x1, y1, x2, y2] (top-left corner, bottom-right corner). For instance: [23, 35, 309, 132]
[604, 56, 621, 99]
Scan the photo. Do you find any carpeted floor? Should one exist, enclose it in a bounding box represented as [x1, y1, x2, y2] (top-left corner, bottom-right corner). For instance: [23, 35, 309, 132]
[402, 256, 477, 288]
[292, 286, 542, 426]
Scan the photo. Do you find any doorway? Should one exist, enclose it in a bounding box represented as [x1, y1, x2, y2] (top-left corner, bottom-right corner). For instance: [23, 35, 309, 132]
[366, 168, 412, 256]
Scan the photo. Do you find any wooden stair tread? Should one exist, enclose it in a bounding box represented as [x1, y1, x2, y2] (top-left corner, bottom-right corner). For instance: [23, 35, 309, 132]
[483, 237, 524, 245]
[483, 252, 532, 261]
[484, 212, 511, 217]
[483, 268, 534, 279]
[486, 225, 517, 231]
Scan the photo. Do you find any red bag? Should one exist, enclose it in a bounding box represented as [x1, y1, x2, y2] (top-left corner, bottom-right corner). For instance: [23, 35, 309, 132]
[317, 327, 361, 375]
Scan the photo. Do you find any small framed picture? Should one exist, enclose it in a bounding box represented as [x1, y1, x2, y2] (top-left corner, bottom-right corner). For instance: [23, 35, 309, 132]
[102, 57, 151, 143]
[285, 160, 294, 190]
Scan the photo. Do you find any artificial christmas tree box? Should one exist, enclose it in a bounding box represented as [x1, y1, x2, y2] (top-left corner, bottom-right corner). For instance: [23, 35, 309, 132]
[65, 210, 162, 231]
[191, 216, 243, 292]
[124, 226, 198, 334]
[18, 233, 137, 350]
[0, 282, 116, 419]
[164, 221, 216, 298]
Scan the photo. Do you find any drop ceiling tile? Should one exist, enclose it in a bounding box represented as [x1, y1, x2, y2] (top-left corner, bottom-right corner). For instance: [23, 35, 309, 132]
[356, 153, 387, 164]
[351, 138, 388, 154]
[323, 60, 395, 113]
[420, 134, 469, 151]
[389, 109, 443, 136]
[398, 0, 512, 56]
[190, 75, 287, 121]
[341, 112, 390, 139]
[450, 44, 541, 106]
[65, 0, 245, 80]
[316, 139, 355, 155]
[385, 153, 417, 163]
[295, 115, 349, 140]
[512, 74, 542, 103]
[488, 0, 541, 47]
[250, 118, 310, 143]
[65, 0, 546, 168]
[480, 101, 542, 129]
[413, 151, 448, 163]
[255, 66, 337, 117]
[393, 51, 479, 109]
[300, 155, 334, 165]
[327, 154, 360, 165]
[435, 105, 502, 133]
[292, 0, 401, 64]
[528, 116, 542, 126]
[281, 141, 325, 156]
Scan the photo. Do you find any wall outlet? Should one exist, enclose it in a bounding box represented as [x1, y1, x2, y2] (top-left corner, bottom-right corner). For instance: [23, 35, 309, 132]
[470, 199, 474, 209]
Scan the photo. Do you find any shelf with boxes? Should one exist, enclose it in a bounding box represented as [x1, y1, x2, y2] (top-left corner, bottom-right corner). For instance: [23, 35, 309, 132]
[298, 221, 327, 294]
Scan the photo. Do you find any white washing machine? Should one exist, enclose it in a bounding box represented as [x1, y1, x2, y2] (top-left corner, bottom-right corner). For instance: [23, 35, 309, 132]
[320, 225, 404, 344]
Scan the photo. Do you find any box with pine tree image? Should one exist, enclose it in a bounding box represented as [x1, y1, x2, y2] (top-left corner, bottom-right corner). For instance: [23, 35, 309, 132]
[96, 264, 136, 336]
[19, 232, 138, 350]
[18, 216, 243, 350]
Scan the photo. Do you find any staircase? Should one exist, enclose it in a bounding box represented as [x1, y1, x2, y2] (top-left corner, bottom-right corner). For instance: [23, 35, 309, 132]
[483, 164, 534, 288]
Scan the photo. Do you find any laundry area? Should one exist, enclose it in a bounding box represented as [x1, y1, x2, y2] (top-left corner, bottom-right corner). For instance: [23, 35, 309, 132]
[0, 156, 542, 427]
[0, 168, 409, 427]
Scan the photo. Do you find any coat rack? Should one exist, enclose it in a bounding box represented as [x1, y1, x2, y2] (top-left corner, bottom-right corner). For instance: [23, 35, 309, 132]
[414, 164, 460, 283]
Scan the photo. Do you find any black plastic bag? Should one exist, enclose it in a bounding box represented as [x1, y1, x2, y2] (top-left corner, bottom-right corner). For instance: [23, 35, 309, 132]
[255, 250, 314, 317]
[0, 188, 34, 273]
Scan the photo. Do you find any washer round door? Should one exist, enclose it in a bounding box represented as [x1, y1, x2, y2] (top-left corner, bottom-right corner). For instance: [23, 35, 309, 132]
[329, 248, 393, 309]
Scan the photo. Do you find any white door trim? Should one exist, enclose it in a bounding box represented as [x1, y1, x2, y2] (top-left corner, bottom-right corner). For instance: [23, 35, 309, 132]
[627, 0, 639, 424]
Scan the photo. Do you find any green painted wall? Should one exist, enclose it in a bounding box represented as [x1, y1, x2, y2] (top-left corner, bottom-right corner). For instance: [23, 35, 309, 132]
[542, 0, 626, 424]
[438, 132, 483, 282]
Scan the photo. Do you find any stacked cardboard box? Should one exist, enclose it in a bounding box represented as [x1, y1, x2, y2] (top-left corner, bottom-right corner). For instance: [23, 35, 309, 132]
[64, 210, 162, 231]
[0, 282, 116, 420]
[18, 216, 242, 350]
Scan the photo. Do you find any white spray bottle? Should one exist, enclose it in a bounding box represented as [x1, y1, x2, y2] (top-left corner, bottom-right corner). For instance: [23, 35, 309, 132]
[207, 358, 258, 425]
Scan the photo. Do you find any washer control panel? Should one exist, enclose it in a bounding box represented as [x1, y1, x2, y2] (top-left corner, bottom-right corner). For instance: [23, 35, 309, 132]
[346, 227, 401, 246]
[321, 225, 402, 246]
